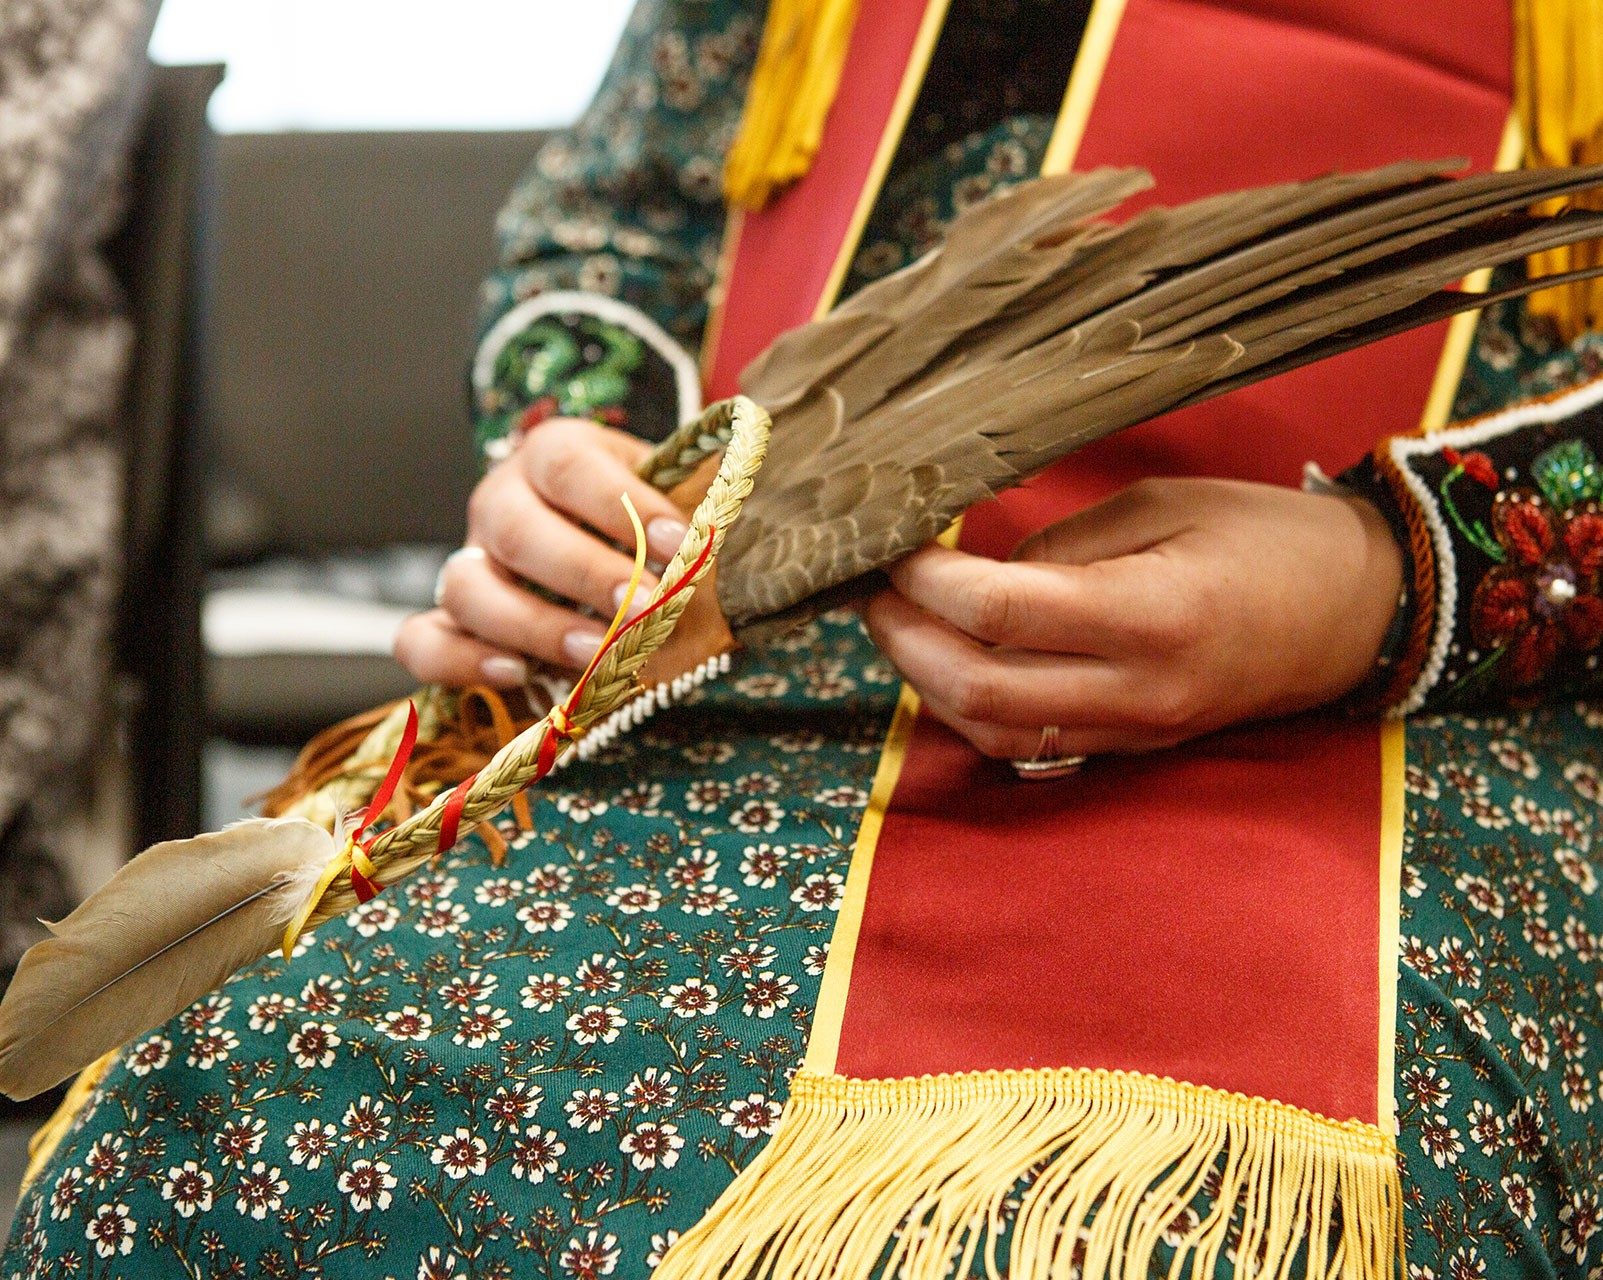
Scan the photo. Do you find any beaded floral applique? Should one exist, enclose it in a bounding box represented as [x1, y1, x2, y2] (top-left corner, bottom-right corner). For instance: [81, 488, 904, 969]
[1453, 442, 1603, 694]
[1347, 375, 1603, 715]
[471, 295, 702, 464]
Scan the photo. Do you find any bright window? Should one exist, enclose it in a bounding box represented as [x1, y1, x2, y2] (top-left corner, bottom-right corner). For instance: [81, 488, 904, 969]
[149, 0, 633, 132]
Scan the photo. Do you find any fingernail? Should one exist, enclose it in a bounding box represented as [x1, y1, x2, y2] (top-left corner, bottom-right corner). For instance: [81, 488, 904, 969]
[435, 546, 487, 606]
[562, 629, 605, 667]
[612, 580, 655, 619]
[480, 655, 527, 687]
[647, 517, 688, 560]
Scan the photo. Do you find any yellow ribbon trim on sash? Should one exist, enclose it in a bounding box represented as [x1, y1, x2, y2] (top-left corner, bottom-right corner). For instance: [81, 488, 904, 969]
[723, 0, 863, 210]
[1515, 0, 1603, 340]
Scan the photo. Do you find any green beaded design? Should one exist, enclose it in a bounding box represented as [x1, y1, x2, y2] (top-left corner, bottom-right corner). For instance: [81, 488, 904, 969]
[1532, 439, 1603, 511]
[473, 316, 646, 459]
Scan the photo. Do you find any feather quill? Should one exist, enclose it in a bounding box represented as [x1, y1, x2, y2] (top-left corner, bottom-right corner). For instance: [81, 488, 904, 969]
[719, 160, 1603, 627]
[0, 817, 336, 1099]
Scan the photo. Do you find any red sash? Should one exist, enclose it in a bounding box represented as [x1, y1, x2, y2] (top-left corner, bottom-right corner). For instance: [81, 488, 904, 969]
[661, 5, 1516, 1277]
[707, 0, 1510, 1129]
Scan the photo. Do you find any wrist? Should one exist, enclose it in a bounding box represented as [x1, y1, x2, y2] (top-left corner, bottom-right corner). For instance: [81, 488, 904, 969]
[1339, 492, 1411, 710]
[1307, 453, 1426, 716]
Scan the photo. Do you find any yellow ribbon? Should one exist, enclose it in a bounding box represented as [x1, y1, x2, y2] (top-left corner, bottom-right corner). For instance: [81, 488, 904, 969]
[281, 836, 357, 960]
[572, 493, 650, 696]
[1515, 0, 1603, 340]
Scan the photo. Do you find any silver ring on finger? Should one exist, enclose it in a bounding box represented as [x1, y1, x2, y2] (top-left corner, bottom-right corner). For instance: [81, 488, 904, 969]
[434, 546, 489, 607]
[1011, 724, 1087, 781]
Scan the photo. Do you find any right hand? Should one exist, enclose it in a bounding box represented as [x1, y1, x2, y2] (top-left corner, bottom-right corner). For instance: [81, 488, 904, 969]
[394, 417, 689, 689]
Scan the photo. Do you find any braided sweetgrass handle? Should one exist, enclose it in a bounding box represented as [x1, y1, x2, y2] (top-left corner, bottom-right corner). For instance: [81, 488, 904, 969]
[639, 400, 742, 490]
[299, 397, 770, 927]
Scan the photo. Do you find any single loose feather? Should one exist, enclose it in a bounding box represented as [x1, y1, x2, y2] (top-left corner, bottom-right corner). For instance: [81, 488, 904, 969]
[0, 817, 335, 1099]
[719, 160, 1603, 628]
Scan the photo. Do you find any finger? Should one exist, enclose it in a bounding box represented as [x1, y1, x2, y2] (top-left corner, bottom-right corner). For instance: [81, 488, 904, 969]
[593, 422, 655, 468]
[520, 419, 688, 560]
[887, 544, 1172, 655]
[863, 590, 1141, 729]
[436, 549, 608, 671]
[470, 470, 657, 615]
[393, 610, 529, 689]
[914, 691, 1169, 759]
[1011, 478, 1193, 566]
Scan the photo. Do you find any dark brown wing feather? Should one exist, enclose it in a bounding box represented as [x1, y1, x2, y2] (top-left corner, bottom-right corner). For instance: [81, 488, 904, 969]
[717, 161, 1603, 628]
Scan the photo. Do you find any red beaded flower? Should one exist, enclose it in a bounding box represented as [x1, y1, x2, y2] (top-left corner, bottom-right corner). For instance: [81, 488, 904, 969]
[1469, 489, 1603, 688]
[1443, 446, 1500, 490]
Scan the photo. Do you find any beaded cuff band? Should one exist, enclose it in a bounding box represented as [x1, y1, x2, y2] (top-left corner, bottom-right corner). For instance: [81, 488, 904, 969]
[1325, 455, 1424, 716]
[470, 292, 703, 462]
[1339, 374, 1603, 716]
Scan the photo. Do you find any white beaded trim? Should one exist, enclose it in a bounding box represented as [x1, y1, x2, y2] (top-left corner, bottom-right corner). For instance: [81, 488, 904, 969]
[1388, 374, 1603, 715]
[558, 651, 734, 769]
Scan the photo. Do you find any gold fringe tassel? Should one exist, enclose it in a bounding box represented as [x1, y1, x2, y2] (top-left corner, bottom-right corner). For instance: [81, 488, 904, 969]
[655, 1067, 1402, 1280]
[723, 0, 863, 211]
[1515, 0, 1603, 340]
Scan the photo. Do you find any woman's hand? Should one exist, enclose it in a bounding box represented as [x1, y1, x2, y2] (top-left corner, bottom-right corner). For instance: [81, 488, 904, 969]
[394, 418, 689, 688]
[862, 477, 1404, 759]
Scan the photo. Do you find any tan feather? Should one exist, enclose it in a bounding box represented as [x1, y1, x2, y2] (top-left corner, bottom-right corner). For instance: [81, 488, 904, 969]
[740, 167, 1154, 411]
[717, 161, 1603, 627]
[0, 817, 336, 1099]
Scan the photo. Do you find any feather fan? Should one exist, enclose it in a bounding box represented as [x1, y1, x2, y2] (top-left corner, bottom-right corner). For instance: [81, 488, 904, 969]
[0, 819, 336, 1099]
[717, 159, 1603, 630]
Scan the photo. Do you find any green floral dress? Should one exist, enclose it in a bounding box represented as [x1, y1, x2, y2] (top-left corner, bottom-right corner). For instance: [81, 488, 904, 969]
[7, 2, 1603, 1278]
[8, 618, 900, 1279]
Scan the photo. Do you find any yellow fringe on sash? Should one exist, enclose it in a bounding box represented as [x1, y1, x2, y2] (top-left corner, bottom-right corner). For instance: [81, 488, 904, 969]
[1515, 0, 1603, 340]
[723, 0, 862, 211]
[655, 1067, 1402, 1280]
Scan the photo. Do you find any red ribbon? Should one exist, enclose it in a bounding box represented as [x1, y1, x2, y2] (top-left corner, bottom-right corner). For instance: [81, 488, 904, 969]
[436, 772, 477, 857]
[422, 525, 720, 870]
[348, 700, 419, 902]
[563, 527, 717, 711]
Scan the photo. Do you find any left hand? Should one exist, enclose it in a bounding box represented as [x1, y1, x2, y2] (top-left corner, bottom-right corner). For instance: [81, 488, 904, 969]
[862, 477, 1404, 760]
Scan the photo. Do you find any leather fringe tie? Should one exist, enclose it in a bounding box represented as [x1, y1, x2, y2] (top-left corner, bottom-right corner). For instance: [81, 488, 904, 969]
[261, 686, 541, 839]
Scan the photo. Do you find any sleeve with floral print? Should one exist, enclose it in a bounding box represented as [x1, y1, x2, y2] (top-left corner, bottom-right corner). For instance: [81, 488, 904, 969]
[1339, 373, 1603, 715]
[470, 0, 764, 458]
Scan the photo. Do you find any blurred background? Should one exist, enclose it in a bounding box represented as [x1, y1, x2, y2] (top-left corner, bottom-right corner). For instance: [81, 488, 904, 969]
[152, 0, 629, 132]
[163, 1, 627, 830]
[0, 1, 629, 1215]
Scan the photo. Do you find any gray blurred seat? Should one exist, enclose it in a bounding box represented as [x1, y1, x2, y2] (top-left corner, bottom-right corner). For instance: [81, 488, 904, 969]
[109, 61, 224, 849]
[202, 130, 542, 739]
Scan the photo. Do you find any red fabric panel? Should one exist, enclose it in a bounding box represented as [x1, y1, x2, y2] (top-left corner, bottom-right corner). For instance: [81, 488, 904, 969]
[703, 0, 935, 400]
[836, 0, 1512, 1124]
[837, 717, 1385, 1119]
[1012, 0, 1515, 526]
[1178, 0, 1510, 100]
